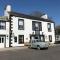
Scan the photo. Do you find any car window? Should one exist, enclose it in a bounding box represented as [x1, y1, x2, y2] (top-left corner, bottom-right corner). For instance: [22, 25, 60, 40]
[36, 40, 39, 42]
[32, 40, 35, 43]
[36, 40, 41, 42]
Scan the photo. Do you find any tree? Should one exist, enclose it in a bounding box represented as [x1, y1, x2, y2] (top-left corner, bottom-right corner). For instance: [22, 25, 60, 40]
[55, 25, 60, 35]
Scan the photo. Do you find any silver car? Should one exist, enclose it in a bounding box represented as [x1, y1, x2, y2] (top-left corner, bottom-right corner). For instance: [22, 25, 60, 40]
[29, 40, 49, 49]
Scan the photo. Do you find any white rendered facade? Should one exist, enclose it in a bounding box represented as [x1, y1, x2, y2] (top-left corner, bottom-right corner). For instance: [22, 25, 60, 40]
[0, 20, 10, 48]
[0, 5, 55, 48]
[10, 16, 55, 47]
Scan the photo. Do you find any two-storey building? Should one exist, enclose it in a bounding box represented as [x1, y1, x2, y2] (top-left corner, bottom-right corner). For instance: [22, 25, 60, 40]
[0, 5, 55, 48]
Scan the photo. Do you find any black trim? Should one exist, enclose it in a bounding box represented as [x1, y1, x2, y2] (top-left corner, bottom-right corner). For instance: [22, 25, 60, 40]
[9, 16, 12, 47]
[18, 19, 24, 30]
[47, 23, 51, 32]
[18, 35, 24, 44]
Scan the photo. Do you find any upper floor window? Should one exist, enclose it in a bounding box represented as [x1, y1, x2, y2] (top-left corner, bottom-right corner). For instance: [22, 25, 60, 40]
[47, 23, 51, 32]
[0, 21, 6, 30]
[18, 19, 24, 30]
[32, 21, 42, 31]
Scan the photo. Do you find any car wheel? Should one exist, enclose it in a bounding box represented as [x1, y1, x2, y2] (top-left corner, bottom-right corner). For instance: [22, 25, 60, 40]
[37, 45, 40, 50]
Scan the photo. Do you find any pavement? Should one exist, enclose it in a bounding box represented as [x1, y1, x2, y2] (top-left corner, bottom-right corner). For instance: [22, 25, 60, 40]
[0, 46, 28, 51]
[0, 45, 60, 60]
[0, 44, 60, 52]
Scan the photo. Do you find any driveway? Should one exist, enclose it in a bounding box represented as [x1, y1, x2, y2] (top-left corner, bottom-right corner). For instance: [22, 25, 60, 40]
[0, 46, 60, 60]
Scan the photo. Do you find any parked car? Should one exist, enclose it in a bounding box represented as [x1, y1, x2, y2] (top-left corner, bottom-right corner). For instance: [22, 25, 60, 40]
[28, 40, 49, 49]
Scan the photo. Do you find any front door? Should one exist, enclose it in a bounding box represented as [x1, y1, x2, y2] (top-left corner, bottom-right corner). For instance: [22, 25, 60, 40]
[0, 36, 6, 48]
[18, 35, 24, 44]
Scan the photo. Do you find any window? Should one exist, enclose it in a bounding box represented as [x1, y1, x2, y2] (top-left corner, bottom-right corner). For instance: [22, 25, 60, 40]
[40, 35, 45, 42]
[18, 35, 24, 44]
[0, 36, 5, 43]
[2, 38, 4, 43]
[49, 35, 52, 42]
[0, 37, 1, 43]
[14, 36, 17, 42]
[18, 19, 24, 30]
[47, 23, 51, 32]
[0, 21, 6, 30]
[32, 21, 42, 31]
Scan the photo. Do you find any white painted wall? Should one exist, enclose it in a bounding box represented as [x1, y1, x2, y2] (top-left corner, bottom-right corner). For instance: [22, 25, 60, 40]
[0, 22, 10, 48]
[11, 16, 55, 47]
[42, 22, 55, 43]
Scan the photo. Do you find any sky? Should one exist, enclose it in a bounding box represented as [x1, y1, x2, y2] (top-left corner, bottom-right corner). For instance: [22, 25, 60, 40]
[0, 0, 60, 26]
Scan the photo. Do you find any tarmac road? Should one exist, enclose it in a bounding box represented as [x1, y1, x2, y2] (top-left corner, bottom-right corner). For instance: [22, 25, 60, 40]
[0, 46, 60, 60]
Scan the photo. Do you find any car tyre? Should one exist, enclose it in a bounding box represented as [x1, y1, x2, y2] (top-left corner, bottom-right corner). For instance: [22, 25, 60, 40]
[37, 45, 40, 50]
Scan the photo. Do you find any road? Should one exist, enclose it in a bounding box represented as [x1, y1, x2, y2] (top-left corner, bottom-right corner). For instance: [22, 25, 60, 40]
[0, 46, 60, 60]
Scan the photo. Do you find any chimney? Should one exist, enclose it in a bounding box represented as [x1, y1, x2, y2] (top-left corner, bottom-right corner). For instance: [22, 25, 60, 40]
[4, 5, 11, 18]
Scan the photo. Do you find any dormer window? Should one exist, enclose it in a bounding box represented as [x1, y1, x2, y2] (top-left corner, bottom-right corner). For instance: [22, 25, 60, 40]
[18, 19, 24, 30]
[0, 21, 6, 30]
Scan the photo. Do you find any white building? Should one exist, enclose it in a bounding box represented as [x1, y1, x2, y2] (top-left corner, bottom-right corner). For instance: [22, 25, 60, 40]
[0, 5, 55, 48]
[0, 16, 10, 48]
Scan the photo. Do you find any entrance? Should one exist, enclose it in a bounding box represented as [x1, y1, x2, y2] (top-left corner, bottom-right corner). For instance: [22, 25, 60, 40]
[18, 35, 24, 44]
[0, 35, 6, 48]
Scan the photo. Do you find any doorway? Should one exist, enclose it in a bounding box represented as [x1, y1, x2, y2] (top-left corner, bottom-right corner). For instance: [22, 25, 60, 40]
[18, 35, 24, 44]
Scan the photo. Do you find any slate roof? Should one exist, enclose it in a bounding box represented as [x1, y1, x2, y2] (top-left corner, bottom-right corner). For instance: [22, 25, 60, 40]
[9, 11, 54, 23]
[0, 16, 8, 21]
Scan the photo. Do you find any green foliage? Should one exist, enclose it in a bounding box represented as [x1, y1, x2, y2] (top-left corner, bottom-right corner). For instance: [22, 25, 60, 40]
[55, 26, 60, 35]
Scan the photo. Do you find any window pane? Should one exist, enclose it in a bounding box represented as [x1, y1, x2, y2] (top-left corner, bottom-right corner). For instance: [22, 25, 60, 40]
[2, 37, 4, 43]
[49, 35, 52, 42]
[14, 37, 17, 42]
[19, 35, 24, 44]
[35, 23, 39, 27]
[31, 37, 34, 40]
[32, 21, 42, 31]
[1, 22, 5, 26]
[19, 21, 23, 25]
[0, 37, 1, 43]
[48, 23, 51, 32]
[0, 21, 6, 29]
[40, 36, 45, 42]
[18, 19, 24, 30]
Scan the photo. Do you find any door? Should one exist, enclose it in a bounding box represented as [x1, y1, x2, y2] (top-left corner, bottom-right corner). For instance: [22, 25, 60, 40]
[0, 36, 6, 48]
[18, 35, 24, 44]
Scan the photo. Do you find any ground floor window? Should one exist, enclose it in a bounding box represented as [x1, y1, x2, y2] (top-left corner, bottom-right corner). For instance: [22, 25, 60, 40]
[49, 35, 52, 42]
[0, 36, 5, 43]
[0, 35, 6, 48]
[40, 35, 45, 42]
[14, 36, 17, 42]
[18, 35, 24, 44]
[30, 35, 45, 42]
